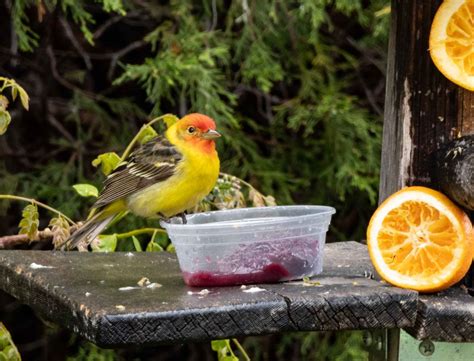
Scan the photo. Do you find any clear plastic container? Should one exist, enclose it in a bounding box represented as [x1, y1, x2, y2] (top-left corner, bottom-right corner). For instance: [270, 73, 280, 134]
[160, 205, 336, 287]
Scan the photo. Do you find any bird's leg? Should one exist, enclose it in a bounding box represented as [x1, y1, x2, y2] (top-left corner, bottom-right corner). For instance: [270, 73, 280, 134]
[158, 212, 187, 224]
[177, 212, 187, 224]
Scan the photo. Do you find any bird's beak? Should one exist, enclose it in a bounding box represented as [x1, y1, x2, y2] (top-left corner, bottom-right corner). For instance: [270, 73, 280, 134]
[201, 129, 221, 139]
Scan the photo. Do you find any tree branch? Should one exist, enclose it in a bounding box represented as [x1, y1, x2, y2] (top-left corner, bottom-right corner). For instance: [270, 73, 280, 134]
[0, 229, 53, 249]
[107, 40, 147, 80]
[60, 17, 92, 70]
[93, 10, 143, 39]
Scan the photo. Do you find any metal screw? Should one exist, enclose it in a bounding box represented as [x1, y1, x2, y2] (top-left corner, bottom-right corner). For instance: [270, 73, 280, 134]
[419, 340, 435, 356]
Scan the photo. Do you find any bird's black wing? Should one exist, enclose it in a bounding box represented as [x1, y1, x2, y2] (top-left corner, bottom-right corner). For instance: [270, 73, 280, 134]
[92, 136, 182, 208]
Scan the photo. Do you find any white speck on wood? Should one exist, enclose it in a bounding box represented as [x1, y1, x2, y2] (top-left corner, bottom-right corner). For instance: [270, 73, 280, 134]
[146, 283, 162, 289]
[401, 78, 413, 187]
[118, 286, 140, 291]
[243, 287, 266, 293]
[29, 263, 54, 269]
[115, 305, 126, 311]
[85, 292, 91, 297]
[187, 289, 210, 296]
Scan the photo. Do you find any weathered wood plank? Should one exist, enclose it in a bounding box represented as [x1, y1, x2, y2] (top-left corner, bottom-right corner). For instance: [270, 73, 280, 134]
[405, 287, 474, 342]
[265, 242, 417, 332]
[380, 0, 474, 203]
[0, 242, 417, 347]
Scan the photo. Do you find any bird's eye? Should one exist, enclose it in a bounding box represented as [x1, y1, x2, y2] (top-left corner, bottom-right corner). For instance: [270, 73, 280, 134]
[187, 126, 196, 134]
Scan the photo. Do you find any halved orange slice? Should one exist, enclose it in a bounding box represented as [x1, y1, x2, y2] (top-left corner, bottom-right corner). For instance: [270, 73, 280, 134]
[429, 0, 474, 90]
[367, 186, 474, 292]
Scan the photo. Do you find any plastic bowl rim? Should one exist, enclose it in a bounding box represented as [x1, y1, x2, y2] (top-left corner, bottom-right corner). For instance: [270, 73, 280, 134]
[161, 205, 336, 232]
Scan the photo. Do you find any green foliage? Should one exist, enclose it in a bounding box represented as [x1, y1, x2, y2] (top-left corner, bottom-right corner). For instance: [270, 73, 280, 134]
[166, 242, 175, 253]
[66, 340, 116, 361]
[11, 0, 39, 52]
[11, 0, 126, 51]
[195, 173, 276, 212]
[114, 18, 237, 123]
[0, 77, 29, 135]
[18, 203, 39, 240]
[136, 126, 158, 144]
[295, 331, 368, 361]
[212, 339, 239, 361]
[0, 105, 11, 136]
[110, 1, 387, 241]
[92, 153, 121, 176]
[2, 1, 389, 359]
[145, 240, 163, 252]
[243, 331, 368, 361]
[3, 0, 389, 240]
[99, 0, 126, 15]
[91, 234, 118, 252]
[131, 235, 142, 251]
[73, 184, 99, 198]
[0, 323, 21, 361]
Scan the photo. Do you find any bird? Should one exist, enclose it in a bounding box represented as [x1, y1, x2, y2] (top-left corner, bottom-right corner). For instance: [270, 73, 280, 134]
[64, 113, 221, 250]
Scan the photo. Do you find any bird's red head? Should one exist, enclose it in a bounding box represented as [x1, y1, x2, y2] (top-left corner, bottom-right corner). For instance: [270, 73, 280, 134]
[173, 113, 221, 153]
[180, 113, 217, 132]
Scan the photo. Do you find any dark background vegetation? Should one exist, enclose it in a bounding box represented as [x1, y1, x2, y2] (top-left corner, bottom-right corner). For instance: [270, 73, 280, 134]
[0, 0, 389, 360]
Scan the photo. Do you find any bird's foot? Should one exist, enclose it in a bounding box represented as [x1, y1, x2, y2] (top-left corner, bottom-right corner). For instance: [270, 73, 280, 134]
[158, 212, 187, 224]
[177, 212, 187, 224]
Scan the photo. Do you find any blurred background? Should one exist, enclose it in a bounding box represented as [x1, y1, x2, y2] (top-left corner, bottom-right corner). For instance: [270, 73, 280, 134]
[0, 0, 389, 360]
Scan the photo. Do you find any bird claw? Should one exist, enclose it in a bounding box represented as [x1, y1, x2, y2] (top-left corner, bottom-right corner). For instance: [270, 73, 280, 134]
[178, 212, 187, 224]
[158, 212, 187, 224]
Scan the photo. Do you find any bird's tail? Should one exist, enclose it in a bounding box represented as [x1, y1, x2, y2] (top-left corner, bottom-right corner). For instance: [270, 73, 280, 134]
[62, 212, 114, 250]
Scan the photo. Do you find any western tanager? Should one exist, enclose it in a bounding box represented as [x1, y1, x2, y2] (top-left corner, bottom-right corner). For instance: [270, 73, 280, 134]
[65, 113, 221, 249]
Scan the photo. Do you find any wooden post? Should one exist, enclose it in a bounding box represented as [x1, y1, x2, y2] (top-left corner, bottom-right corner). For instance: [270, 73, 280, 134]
[382, 0, 474, 296]
[380, 0, 474, 202]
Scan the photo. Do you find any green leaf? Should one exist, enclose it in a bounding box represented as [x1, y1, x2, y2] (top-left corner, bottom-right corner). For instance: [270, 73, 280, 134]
[0, 95, 8, 111]
[0, 110, 11, 135]
[0, 323, 21, 361]
[92, 152, 121, 175]
[165, 243, 175, 253]
[211, 340, 229, 352]
[211, 339, 238, 361]
[100, 0, 126, 15]
[146, 240, 163, 252]
[18, 204, 39, 240]
[11, 87, 17, 101]
[17, 85, 29, 110]
[91, 234, 117, 252]
[3, 346, 20, 361]
[72, 184, 99, 197]
[0, 334, 8, 350]
[132, 236, 142, 251]
[137, 125, 158, 144]
[163, 114, 179, 128]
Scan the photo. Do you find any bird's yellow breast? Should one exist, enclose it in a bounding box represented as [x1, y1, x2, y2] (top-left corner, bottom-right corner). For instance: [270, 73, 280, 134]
[126, 145, 219, 218]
